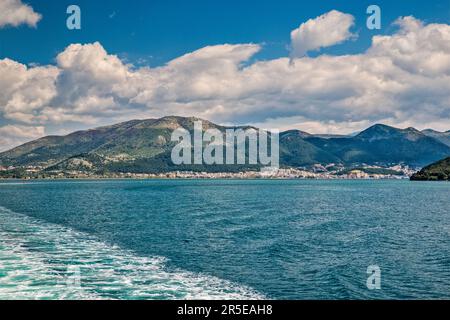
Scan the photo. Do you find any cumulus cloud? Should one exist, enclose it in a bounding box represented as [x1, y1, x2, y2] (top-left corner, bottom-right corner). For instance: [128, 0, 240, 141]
[0, 125, 45, 151]
[1, 15, 450, 151]
[0, 0, 42, 28]
[0, 58, 59, 123]
[290, 10, 356, 58]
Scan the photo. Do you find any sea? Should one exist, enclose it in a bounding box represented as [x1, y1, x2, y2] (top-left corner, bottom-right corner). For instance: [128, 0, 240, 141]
[0, 179, 449, 300]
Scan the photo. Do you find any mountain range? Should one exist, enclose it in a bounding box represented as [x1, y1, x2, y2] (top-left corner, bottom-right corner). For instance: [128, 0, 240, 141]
[1, 116, 449, 175]
[421, 129, 450, 147]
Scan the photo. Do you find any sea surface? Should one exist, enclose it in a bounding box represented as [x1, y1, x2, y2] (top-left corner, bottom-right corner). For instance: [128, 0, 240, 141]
[0, 179, 449, 300]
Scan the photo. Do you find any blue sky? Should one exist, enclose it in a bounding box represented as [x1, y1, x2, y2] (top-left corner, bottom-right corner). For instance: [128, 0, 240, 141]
[2, 0, 449, 65]
[0, 0, 450, 150]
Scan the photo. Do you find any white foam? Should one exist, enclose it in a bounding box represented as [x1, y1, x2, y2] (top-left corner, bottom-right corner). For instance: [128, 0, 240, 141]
[0, 206, 264, 300]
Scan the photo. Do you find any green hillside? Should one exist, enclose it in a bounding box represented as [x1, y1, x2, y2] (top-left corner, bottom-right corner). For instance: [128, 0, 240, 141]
[1, 117, 450, 175]
[410, 157, 450, 181]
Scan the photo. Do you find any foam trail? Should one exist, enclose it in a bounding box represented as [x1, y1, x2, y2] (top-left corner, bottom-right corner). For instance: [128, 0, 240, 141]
[0, 206, 264, 300]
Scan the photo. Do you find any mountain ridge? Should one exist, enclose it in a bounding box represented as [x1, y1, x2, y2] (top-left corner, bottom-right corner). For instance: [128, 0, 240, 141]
[1, 117, 450, 173]
[421, 129, 450, 147]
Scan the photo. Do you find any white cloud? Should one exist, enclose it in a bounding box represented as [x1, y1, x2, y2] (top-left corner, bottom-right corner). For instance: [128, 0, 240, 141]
[0, 0, 42, 28]
[0, 125, 45, 151]
[1, 15, 450, 151]
[131, 44, 261, 103]
[290, 10, 356, 58]
[0, 58, 59, 123]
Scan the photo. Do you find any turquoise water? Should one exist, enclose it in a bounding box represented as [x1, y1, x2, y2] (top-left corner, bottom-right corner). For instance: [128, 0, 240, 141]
[0, 179, 449, 299]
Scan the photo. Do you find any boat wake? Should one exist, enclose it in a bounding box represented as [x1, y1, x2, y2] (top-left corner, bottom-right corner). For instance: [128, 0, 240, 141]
[0, 206, 263, 300]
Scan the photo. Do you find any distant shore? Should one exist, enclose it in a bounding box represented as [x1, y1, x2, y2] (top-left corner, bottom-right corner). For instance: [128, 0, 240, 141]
[0, 173, 412, 181]
[0, 165, 417, 181]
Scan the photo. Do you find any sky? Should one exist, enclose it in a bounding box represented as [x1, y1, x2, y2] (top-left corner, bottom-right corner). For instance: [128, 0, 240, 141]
[0, 0, 450, 150]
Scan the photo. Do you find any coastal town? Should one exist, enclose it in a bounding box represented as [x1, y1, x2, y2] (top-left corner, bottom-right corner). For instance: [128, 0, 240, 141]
[0, 164, 417, 180]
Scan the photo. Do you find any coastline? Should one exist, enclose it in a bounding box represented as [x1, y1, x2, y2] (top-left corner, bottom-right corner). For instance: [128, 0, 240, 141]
[0, 175, 412, 181]
[0, 166, 415, 181]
